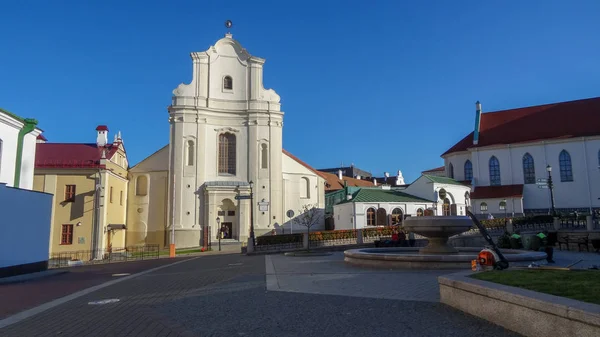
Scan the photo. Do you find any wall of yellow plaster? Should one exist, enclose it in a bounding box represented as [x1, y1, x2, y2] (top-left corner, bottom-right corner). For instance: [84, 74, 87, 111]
[106, 172, 128, 249]
[126, 171, 168, 248]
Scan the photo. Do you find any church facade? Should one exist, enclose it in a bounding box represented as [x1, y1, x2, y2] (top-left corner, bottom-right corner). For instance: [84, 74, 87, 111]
[127, 33, 325, 248]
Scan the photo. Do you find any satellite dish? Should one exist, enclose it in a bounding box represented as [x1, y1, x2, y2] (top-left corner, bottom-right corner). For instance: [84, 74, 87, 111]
[225, 20, 233, 29]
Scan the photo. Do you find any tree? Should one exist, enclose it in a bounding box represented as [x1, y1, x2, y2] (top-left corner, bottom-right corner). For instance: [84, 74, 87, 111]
[294, 203, 323, 250]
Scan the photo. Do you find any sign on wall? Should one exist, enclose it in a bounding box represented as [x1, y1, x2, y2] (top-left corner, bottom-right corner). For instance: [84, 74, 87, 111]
[258, 201, 269, 212]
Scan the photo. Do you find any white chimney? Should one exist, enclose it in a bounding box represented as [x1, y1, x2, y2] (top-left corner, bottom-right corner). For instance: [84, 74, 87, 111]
[346, 194, 352, 200]
[356, 175, 361, 180]
[338, 169, 343, 180]
[96, 125, 109, 147]
[384, 172, 390, 178]
[373, 178, 377, 186]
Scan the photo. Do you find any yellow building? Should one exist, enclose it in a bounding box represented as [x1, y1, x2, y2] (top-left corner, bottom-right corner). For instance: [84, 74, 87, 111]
[33, 126, 129, 259]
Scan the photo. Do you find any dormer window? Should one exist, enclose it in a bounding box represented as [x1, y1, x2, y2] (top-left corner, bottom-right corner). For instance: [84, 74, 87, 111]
[223, 76, 233, 90]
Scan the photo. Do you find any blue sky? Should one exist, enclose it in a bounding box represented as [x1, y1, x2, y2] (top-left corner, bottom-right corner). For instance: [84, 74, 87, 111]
[1, 1, 599, 183]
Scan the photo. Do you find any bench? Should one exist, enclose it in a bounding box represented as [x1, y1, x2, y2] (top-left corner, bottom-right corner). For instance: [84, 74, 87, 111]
[557, 234, 589, 252]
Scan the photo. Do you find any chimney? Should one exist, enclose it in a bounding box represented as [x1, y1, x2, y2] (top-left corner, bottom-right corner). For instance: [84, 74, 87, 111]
[96, 125, 109, 147]
[356, 175, 361, 180]
[384, 172, 390, 178]
[473, 101, 482, 145]
[373, 178, 377, 186]
[338, 169, 343, 180]
[346, 193, 352, 200]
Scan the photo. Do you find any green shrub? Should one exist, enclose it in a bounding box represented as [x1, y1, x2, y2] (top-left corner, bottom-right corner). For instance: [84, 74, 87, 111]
[497, 233, 511, 249]
[255, 234, 303, 246]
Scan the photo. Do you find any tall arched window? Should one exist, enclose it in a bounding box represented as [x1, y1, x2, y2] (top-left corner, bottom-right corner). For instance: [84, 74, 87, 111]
[366, 208, 376, 226]
[448, 163, 454, 179]
[218, 133, 236, 175]
[522, 153, 535, 184]
[223, 76, 233, 90]
[480, 202, 488, 212]
[559, 150, 573, 182]
[376, 208, 387, 226]
[489, 156, 501, 186]
[136, 175, 148, 196]
[186, 140, 194, 166]
[464, 160, 473, 181]
[391, 208, 403, 224]
[499, 200, 506, 210]
[261, 143, 268, 169]
[416, 208, 424, 216]
[300, 177, 310, 198]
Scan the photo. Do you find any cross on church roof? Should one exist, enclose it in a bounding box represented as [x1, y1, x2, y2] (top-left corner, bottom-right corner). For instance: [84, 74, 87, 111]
[225, 20, 233, 34]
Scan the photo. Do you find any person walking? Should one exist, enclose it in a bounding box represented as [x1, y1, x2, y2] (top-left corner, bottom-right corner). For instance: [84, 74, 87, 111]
[408, 231, 416, 247]
[537, 230, 555, 263]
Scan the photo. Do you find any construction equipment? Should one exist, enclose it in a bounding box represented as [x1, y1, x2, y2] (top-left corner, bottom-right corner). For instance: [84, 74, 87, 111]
[466, 210, 509, 270]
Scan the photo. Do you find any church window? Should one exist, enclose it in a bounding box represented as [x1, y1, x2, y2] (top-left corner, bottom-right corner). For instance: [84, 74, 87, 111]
[522, 153, 535, 184]
[391, 208, 403, 224]
[223, 76, 233, 90]
[366, 208, 376, 226]
[480, 202, 488, 212]
[416, 208, 424, 217]
[136, 175, 148, 196]
[300, 177, 310, 198]
[261, 143, 268, 169]
[464, 160, 473, 181]
[489, 156, 501, 186]
[559, 150, 573, 182]
[218, 133, 236, 175]
[448, 163, 454, 179]
[186, 140, 195, 166]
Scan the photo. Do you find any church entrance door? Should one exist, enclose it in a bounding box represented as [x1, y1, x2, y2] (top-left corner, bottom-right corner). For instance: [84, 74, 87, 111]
[222, 222, 233, 239]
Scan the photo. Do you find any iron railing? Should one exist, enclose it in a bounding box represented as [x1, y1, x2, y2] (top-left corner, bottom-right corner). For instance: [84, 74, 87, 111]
[49, 244, 160, 268]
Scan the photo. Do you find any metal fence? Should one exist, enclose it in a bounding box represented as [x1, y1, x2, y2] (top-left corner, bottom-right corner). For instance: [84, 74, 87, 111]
[49, 244, 160, 268]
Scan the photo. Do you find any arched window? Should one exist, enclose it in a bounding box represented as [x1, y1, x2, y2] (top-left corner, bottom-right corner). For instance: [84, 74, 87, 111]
[391, 208, 403, 224]
[480, 202, 488, 212]
[300, 177, 310, 198]
[261, 143, 268, 169]
[522, 153, 535, 184]
[366, 208, 376, 226]
[559, 150, 573, 182]
[218, 133, 236, 175]
[464, 160, 473, 181]
[442, 198, 451, 216]
[448, 163, 454, 179]
[186, 140, 194, 166]
[135, 175, 148, 196]
[416, 208, 424, 217]
[376, 208, 387, 226]
[499, 200, 506, 210]
[489, 156, 501, 186]
[223, 76, 233, 90]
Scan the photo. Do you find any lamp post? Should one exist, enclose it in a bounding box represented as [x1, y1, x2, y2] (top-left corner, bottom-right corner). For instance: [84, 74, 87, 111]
[502, 198, 507, 225]
[546, 165, 556, 216]
[249, 180, 255, 247]
[216, 217, 221, 251]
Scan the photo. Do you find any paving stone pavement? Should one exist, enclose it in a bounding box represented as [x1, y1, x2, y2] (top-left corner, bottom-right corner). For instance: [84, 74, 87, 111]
[1, 253, 521, 337]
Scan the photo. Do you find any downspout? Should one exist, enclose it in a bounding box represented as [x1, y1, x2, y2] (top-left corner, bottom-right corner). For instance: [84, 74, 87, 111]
[13, 118, 38, 188]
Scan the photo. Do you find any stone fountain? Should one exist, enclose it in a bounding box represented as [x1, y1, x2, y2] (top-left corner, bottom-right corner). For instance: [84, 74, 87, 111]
[344, 216, 546, 269]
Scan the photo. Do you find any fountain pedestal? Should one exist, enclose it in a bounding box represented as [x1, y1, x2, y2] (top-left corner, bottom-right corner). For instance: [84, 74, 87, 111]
[403, 216, 474, 255]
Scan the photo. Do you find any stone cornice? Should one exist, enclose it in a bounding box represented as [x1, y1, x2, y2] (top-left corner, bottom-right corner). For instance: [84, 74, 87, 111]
[214, 126, 240, 133]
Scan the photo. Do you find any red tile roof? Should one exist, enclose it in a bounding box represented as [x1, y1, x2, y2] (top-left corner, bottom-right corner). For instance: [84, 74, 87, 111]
[443, 96, 600, 156]
[282, 149, 327, 179]
[96, 125, 109, 131]
[35, 143, 118, 169]
[318, 171, 375, 191]
[470, 184, 523, 199]
[422, 166, 445, 173]
[37, 134, 47, 141]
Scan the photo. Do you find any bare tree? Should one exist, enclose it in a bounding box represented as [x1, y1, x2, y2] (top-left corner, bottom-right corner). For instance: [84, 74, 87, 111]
[294, 203, 323, 250]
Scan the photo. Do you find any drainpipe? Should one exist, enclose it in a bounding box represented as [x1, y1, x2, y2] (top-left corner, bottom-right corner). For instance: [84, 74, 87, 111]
[13, 118, 38, 188]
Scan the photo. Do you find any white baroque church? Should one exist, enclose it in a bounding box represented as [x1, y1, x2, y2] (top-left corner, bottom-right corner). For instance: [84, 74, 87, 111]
[127, 33, 325, 248]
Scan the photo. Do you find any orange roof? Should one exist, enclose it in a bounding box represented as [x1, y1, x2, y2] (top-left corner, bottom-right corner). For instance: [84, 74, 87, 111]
[282, 149, 327, 179]
[422, 166, 445, 173]
[470, 184, 523, 199]
[443, 96, 600, 156]
[318, 171, 374, 192]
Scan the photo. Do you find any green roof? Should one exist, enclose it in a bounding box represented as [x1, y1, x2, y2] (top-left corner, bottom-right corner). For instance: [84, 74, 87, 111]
[339, 188, 432, 204]
[0, 107, 27, 123]
[423, 174, 467, 186]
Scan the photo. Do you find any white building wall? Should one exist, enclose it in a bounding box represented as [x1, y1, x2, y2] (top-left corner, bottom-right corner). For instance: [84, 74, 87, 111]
[445, 137, 600, 212]
[0, 113, 40, 190]
[333, 202, 354, 230]
[473, 197, 524, 216]
[445, 152, 471, 180]
[346, 202, 433, 229]
[0, 183, 52, 268]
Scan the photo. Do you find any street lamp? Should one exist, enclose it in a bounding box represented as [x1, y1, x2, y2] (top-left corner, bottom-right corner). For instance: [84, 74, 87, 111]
[546, 165, 556, 216]
[249, 180, 255, 247]
[216, 217, 221, 251]
[502, 198, 507, 225]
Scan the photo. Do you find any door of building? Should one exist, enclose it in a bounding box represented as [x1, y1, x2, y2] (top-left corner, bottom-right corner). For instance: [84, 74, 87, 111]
[222, 222, 233, 239]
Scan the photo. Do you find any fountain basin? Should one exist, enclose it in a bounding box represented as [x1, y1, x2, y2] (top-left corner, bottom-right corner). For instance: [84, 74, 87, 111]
[403, 216, 474, 254]
[344, 247, 547, 269]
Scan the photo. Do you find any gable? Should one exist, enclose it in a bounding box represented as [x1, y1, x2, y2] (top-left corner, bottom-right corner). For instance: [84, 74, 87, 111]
[130, 145, 169, 172]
